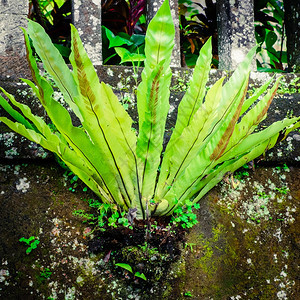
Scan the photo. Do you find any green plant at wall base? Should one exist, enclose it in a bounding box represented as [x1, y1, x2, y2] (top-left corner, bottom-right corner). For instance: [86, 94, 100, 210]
[73, 199, 132, 231]
[184, 291, 193, 297]
[19, 236, 40, 254]
[115, 263, 147, 281]
[171, 200, 200, 228]
[39, 267, 52, 281]
[0, 1, 299, 221]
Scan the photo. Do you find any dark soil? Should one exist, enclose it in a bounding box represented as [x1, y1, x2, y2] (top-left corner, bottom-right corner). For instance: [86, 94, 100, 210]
[88, 218, 186, 284]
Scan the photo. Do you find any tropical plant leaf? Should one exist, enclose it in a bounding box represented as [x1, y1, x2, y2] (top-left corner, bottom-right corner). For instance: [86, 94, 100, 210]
[190, 116, 300, 205]
[27, 20, 82, 120]
[240, 77, 273, 115]
[115, 263, 133, 273]
[168, 37, 213, 145]
[223, 77, 281, 157]
[69, 23, 140, 211]
[155, 47, 255, 210]
[114, 47, 145, 63]
[155, 76, 225, 201]
[0, 89, 35, 131]
[104, 26, 133, 48]
[136, 0, 174, 209]
[23, 26, 125, 206]
[265, 30, 277, 49]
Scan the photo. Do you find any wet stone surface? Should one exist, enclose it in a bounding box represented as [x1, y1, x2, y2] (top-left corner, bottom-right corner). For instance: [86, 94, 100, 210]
[0, 162, 299, 299]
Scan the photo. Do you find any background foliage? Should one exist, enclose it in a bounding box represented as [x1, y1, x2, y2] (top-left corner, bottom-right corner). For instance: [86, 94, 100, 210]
[29, 0, 288, 71]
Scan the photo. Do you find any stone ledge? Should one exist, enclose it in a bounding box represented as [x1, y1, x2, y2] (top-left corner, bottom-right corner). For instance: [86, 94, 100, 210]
[0, 66, 299, 163]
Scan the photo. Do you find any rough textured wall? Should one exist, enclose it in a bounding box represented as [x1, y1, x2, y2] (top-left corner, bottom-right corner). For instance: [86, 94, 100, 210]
[0, 0, 29, 78]
[0, 0, 27, 56]
[72, 0, 102, 65]
[216, 0, 256, 70]
[284, 0, 300, 72]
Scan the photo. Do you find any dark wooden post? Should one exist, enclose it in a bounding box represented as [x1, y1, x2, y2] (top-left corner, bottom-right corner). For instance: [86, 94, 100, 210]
[216, 0, 256, 70]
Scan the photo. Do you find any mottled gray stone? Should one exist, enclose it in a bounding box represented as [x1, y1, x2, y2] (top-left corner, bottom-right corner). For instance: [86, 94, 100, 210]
[0, 0, 27, 56]
[146, 0, 181, 67]
[216, 0, 256, 70]
[72, 0, 102, 65]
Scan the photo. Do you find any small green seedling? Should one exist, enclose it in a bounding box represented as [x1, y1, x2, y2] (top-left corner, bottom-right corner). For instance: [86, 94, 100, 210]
[115, 263, 147, 281]
[184, 291, 193, 297]
[171, 200, 200, 228]
[134, 272, 147, 281]
[39, 267, 52, 281]
[73, 199, 133, 231]
[115, 263, 133, 273]
[184, 242, 196, 252]
[19, 236, 40, 254]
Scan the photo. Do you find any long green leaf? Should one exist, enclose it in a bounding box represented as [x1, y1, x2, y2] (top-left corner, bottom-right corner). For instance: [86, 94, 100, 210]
[189, 117, 300, 206]
[24, 27, 126, 208]
[0, 116, 109, 201]
[155, 77, 225, 200]
[143, 0, 175, 73]
[158, 49, 255, 210]
[222, 77, 281, 159]
[69, 24, 140, 212]
[240, 77, 273, 115]
[0, 89, 34, 130]
[167, 37, 213, 147]
[27, 20, 82, 120]
[136, 0, 174, 210]
[164, 78, 249, 208]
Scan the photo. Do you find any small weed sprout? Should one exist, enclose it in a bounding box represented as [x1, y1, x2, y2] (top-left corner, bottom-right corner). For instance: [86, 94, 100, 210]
[19, 236, 40, 254]
[184, 291, 193, 297]
[115, 263, 147, 281]
[171, 200, 200, 228]
[39, 267, 52, 281]
[73, 199, 133, 231]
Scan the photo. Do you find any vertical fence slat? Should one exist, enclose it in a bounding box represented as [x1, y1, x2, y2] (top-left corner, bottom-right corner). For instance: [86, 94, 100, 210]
[0, 0, 27, 57]
[216, 0, 256, 70]
[72, 0, 102, 65]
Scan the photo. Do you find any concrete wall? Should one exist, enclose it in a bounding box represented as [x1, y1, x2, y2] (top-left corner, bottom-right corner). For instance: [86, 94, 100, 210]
[0, 0, 299, 164]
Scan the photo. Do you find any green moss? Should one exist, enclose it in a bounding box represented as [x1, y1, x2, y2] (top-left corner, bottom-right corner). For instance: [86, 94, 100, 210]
[172, 166, 299, 298]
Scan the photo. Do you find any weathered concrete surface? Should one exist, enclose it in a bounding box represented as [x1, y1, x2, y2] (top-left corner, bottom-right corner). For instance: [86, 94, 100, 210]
[216, 0, 256, 70]
[0, 0, 27, 56]
[72, 0, 102, 65]
[0, 163, 298, 299]
[0, 0, 29, 79]
[146, 0, 181, 67]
